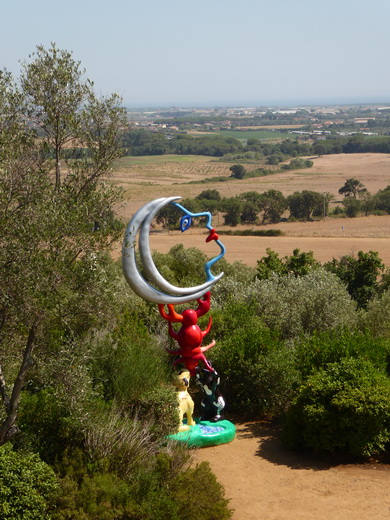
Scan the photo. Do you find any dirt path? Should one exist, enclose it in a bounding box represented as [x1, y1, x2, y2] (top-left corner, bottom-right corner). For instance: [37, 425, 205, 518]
[195, 422, 390, 520]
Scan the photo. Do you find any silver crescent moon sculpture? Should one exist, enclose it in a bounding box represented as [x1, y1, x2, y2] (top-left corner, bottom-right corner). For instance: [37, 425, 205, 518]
[122, 196, 224, 304]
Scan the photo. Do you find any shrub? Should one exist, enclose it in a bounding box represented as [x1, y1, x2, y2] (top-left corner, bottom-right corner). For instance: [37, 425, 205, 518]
[53, 448, 137, 520]
[91, 314, 172, 404]
[343, 197, 362, 217]
[246, 269, 357, 339]
[18, 389, 84, 464]
[332, 205, 345, 216]
[135, 386, 179, 438]
[0, 444, 59, 520]
[85, 404, 176, 477]
[219, 229, 284, 237]
[152, 244, 209, 287]
[325, 250, 385, 309]
[360, 288, 390, 338]
[293, 328, 390, 380]
[54, 450, 232, 520]
[170, 461, 232, 520]
[210, 302, 299, 418]
[282, 358, 390, 457]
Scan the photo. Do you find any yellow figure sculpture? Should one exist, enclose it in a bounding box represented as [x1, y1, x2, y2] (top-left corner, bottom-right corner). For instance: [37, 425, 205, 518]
[175, 369, 195, 432]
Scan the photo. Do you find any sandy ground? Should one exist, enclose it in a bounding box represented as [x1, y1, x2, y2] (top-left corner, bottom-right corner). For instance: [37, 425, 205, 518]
[195, 422, 390, 520]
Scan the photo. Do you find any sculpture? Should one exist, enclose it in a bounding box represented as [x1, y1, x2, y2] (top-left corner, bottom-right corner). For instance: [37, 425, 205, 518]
[158, 292, 215, 375]
[122, 197, 235, 444]
[174, 369, 195, 432]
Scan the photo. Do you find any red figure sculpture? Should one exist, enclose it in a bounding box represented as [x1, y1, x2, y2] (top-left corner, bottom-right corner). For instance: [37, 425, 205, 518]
[158, 291, 216, 375]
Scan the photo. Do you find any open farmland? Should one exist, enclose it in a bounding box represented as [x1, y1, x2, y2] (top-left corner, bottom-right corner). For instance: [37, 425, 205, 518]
[112, 153, 390, 266]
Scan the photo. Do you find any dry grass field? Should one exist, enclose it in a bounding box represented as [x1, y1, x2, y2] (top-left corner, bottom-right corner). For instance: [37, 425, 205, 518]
[112, 153, 390, 266]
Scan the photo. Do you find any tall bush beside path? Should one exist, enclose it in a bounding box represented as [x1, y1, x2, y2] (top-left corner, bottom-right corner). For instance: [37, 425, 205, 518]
[282, 358, 390, 457]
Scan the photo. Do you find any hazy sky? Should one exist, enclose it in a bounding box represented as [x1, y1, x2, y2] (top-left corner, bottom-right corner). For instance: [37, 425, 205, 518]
[1, 0, 389, 107]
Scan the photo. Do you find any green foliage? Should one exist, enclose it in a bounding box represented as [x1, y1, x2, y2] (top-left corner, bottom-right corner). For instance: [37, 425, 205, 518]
[256, 248, 319, 280]
[373, 185, 390, 213]
[218, 229, 283, 237]
[281, 158, 313, 170]
[247, 269, 357, 340]
[136, 387, 179, 438]
[53, 448, 138, 520]
[229, 164, 246, 179]
[196, 189, 221, 201]
[152, 243, 211, 287]
[258, 189, 287, 224]
[343, 197, 362, 217]
[85, 405, 177, 476]
[169, 461, 232, 520]
[18, 389, 84, 464]
[287, 190, 325, 220]
[282, 358, 390, 457]
[154, 203, 182, 228]
[256, 248, 285, 279]
[53, 450, 232, 520]
[90, 314, 178, 437]
[0, 444, 59, 520]
[92, 314, 172, 402]
[210, 303, 299, 418]
[361, 288, 390, 338]
[267, 154, 283, 165]
[240, 201, 259, 224]
[222, 198, 242, 226]
[338, 177, 367, 199]
[325, 250, 385, 308]
[0, 45, 126, 444]
[293, 329, 390, 380]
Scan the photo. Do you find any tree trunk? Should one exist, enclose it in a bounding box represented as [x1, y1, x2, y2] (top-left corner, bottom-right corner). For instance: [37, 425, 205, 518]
[0, 321, 37, 445]
[55, 145, 61, 189]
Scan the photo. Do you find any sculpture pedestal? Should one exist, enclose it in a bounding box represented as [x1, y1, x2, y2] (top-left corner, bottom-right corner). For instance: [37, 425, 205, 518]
[168, 419, 236, 448]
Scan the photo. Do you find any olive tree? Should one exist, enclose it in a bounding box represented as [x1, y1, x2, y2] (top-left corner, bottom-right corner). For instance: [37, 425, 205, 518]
[20, 43, 126, 190]
[0, 45, 128, 445]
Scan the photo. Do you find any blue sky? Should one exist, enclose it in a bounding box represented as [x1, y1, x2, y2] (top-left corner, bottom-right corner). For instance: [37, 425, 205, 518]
[1, 0, 389, 107]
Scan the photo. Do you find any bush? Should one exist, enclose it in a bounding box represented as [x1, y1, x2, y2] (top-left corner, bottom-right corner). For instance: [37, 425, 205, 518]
[85, 404, 177, 477]
[170, 461, 232, 520]
[343, 198, 362, 217]
[0, 444, 59, 520]
[210, 302, 299, 418]
[92, 314, 172, 404]
[135, 386, 179, 438]
[325, 250, 385, 309]
[18, 389, 85, 464]
[293, 328, 390, 380]
[360, 288, 390, 338]
[282, 358, 390, 457]
[54, 450, 232, 520]
[246, 269, 357, 339]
